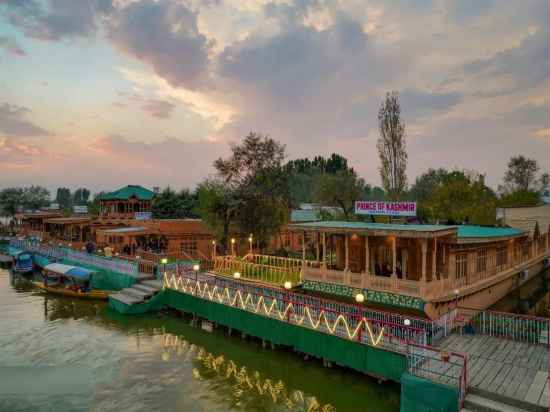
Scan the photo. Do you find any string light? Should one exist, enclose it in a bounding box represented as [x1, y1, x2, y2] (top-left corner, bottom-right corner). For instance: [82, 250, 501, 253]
[164, 274, 385, 347]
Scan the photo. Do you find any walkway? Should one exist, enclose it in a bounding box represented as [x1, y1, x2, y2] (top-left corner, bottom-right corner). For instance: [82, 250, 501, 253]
[440, 334, 550, 409]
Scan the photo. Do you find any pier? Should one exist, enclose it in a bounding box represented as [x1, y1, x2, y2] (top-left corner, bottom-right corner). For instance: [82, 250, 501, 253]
[8, 236, 550, 412]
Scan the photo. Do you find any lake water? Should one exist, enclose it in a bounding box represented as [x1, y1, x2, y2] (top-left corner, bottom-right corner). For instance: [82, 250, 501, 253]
[0, 269, 400, 412]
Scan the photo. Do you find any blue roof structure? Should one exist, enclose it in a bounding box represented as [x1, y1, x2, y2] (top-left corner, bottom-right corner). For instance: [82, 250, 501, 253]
[457, 225, 524, 238]
[44, 263, 95, 279]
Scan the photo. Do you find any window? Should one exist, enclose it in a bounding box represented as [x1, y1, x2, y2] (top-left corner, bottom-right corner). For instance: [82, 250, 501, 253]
[496, 246, 507, 268]
[180, 239, 197, 255]
[476, 248, 488, 273]
[456, 254, 468, 279]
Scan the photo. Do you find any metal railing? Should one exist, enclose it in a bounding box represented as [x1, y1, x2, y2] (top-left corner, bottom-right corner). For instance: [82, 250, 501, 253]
[407, 342, 468, 409]
[164, 271, 429, 351]
[10, 239, 139, 276]
[213, 255, 301, 286]
[465, 309, 550, 346]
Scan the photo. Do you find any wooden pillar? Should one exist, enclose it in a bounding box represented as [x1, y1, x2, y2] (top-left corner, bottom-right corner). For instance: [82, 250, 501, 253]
[344, 233, 349, 271]
[316, 233, 320, 262]
[302, 231, 306, 261]
[421, 239, 427, 282]
[402, 248, 408, 279]
[546, 232, 549, 252]
[391, 236, 397, 277]
[322, 232, 326, 268]
[364, 235, 370, 275]
[432, 237, 437, 280]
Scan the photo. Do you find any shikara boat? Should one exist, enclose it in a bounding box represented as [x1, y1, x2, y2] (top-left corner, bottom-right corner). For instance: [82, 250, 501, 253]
[13, 252, 34, 275]
[34, 263, 111, 300]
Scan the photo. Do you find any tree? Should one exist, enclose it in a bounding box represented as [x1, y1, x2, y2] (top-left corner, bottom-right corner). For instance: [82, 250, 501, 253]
[418, 170, 496, 225]
[285, 153, 355, 207]
[23, 186, 50, 210]
[502, 156, 539, 192]
[377, 91, 408, 200]
[314, 170, 365, 220]
[0, 187, 25, 216]
[73, 188, 91, 205]
[498, 190, 540, 208]
[214, 132, 286, 189]
[196, 179, 240, 252]
[151, 187, 198, 219]
[0, 186, 50, 216]
[88, 192, 106, 215]
[212, 133, 289, 247]
[55, 187, 72, 209]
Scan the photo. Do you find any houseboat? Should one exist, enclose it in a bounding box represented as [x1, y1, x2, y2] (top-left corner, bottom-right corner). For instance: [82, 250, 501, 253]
[213, 222, 550, 320]
[285, 222, 550, 319]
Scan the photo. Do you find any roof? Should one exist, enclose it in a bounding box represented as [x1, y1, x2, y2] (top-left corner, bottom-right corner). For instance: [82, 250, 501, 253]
[101, 226, 153, 235]
[291, 209, 320, 223]
[44, 263, 95, 279]
[456, 225, 524, 239]
[289, 221, 456, 237]
[44, 217, 91, 224]
[97, 185, 155, 201]
[288, 221, 526, 240]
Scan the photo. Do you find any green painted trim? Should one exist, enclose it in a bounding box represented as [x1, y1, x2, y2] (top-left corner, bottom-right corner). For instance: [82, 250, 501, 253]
[365, 290, 425, 311]
[163, 289, 407, 383]
[302, 279, 360, 298]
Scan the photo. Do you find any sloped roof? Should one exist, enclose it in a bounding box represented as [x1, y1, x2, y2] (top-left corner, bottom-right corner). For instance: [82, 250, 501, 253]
[98, 185, 155, 201]
[290, 209, 321, 223]
[456, 225, 524, 238]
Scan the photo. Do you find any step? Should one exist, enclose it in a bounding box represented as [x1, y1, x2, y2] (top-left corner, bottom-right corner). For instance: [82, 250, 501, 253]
[133, 284, 158, 294]
[141, 279, 162, 289]
[464, 394, 530, 412]
[110, 293, 143, 305]
[469, 386, 547, 412]
[136, 273, 155, 281]
[122, 287, 150, 299]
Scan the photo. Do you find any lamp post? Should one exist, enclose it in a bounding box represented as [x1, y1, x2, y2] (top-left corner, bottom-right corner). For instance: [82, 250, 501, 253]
[248, 234, 253, 254]
[454, 289, 460, 312]
[161, 257, 168, 278]
[212, 240, 216, 260]
[231, 238, 236, 256]
[193, 263, 200, 281]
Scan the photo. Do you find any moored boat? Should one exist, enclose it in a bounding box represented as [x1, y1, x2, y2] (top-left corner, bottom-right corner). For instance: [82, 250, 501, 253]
[34, 263, 111, 300]
[13, 252, 34, 275]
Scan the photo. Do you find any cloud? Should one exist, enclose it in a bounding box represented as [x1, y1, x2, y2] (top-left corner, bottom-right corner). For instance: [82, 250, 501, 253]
[463, 28, 550, 93]
[141, 99, 176, 119]
[0, 36, 26, 56]
[400, 89, 462, 119]
[533, 128, 550, 142]
[0, 103, 51, 137]
[107, 0, 213, 90]
[1, 0, 113, 42]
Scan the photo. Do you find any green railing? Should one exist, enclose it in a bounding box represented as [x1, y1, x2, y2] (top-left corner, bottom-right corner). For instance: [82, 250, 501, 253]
[213, 256, 301, 286]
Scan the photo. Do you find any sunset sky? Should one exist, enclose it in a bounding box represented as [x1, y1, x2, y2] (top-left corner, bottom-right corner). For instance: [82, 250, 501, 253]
[1, 0, 549, 195]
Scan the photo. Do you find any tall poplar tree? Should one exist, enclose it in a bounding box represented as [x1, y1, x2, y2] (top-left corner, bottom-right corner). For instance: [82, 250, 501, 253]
[377, 91, 408, 200]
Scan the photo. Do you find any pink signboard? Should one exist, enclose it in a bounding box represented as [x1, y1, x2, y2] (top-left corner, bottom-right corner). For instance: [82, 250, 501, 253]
[354, 201, 417, 217]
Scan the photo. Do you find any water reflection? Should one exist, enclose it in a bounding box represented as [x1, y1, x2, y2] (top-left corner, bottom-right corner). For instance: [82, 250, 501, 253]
[160, 332, 336, 412]
[0, 270, 400, 412]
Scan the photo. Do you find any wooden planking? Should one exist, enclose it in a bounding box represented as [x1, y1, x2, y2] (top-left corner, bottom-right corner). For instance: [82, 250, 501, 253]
[539, 378, 550, 408]
[525, 371, 549, 405]
[516, 368, 537, 400]
[436, 333, 549, 407]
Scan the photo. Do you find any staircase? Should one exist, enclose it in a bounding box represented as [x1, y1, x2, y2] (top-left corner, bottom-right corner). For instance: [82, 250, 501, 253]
[462, 388, 547, 412]
[110, 279, 163, 306]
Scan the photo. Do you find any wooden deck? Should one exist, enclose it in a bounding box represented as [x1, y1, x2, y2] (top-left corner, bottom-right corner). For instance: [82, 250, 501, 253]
[440, 334, 550, 408]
